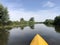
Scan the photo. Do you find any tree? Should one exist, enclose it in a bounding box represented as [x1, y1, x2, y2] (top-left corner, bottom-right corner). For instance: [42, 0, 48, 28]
[6, 20, 12, 25]
[20, 18, 26, 24]
[29, 17, 35, 25]
[0, 4, 9, 25]
[20, 18, 24, 22]
[44, 19, 54, 24]
[54, 16, 60, 25]
[29, 17, 34, 22]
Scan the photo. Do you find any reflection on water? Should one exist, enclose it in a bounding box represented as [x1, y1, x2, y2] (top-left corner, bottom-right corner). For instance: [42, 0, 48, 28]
[44, 24, 54, 27]
[29, 24, 34, 29]
[44, 24, 60, 33]
[20, 25, 25, 30]
[55, 25, 60, 33]
[20, 24, 34, 30]
[0, 29, 9, 45]
[0, 24, 60, 45]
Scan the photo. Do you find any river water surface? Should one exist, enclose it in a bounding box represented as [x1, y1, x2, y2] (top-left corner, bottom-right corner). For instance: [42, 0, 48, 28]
[0, 24, 60, 45]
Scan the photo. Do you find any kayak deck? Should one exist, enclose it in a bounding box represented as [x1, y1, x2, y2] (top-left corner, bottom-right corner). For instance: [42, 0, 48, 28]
[30, 34, 48, 45]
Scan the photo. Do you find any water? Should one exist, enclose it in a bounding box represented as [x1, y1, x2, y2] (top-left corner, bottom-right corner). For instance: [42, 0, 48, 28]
[0, 24, 60, 45]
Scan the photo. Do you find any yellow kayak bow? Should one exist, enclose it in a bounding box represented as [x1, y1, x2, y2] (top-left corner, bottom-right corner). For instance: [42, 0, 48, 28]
[30, 34, 48, 45]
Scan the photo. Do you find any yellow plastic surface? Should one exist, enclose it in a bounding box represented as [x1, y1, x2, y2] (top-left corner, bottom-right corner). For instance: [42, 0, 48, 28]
[30, 34, 48, 45]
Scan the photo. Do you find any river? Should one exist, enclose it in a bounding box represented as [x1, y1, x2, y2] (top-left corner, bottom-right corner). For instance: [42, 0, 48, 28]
[0, 24, 60, 45]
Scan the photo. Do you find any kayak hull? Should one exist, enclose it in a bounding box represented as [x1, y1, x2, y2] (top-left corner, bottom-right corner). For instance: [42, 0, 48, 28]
[30, 34, 48, 45]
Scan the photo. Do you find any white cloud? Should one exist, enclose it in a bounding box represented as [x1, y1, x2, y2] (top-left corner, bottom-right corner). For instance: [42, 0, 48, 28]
[43, 1, 55, 8]
[9, 7, 60, 22]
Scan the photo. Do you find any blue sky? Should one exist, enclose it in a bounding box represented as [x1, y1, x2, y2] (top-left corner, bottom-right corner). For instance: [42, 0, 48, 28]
[0, 0, 60, 22]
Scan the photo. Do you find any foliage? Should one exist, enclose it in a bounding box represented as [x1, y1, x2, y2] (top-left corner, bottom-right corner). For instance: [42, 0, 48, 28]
[20, 18, 24, 21]
[0, 4, 9, 25]
[44, 19, 54, 25]
[19, 17, 35, 30]
[20, 18, 27, 24]
[29, 17, 35, 25]
[6, 20, 13, 25]
[54, 16, 60, 25]
[29, 17, 34, 22]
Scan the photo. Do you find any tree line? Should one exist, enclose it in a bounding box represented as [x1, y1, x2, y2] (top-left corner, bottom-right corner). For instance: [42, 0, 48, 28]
[44, 15, 60, 25]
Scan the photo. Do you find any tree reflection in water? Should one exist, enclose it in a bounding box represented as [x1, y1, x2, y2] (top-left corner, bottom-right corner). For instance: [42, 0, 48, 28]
[20, 24, 34, 30]
[44, 24, 60, 33]
[0, 28, 10, 45]
[29, 24, 34, 29]
[55, 25, 60, 33]
[20, 25, 25, 30]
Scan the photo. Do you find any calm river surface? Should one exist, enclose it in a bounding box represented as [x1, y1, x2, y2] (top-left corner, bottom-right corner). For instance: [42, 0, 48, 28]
[0, 24, 60, 45]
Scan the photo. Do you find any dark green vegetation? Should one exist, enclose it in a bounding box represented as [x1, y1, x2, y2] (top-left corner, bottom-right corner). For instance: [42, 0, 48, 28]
[53, 16, 60, 25]
[44, 19, 54, 25]
[0, 4, 12, 29]
[0, 4, 9, 26]
[19, 17, 35, 30]
[44, 15, 60, 26]
[44, 15, 60, 32]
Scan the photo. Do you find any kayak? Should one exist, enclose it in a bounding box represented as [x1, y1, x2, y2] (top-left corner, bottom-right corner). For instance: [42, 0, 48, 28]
[30, 34, 48, 45]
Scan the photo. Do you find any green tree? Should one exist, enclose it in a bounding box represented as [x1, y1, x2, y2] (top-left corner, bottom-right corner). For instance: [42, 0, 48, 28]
[44, 19, 54, 24]
[20, 18, 24, 22]
[0, 4, 9, 26]
[6, 20, 12, 25]
[29, 17, 34, 22]
[29, 17, 35, 26]
[20, 18, 25, 24]
[54, 16, 60, 25]
[20, 18, 27, 24]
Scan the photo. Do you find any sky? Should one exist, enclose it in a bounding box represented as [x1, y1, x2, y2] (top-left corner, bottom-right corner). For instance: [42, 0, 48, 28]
[0, 0, 60, 22]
